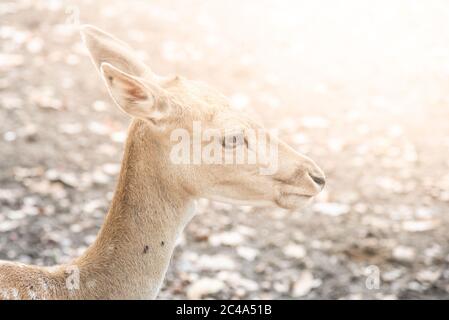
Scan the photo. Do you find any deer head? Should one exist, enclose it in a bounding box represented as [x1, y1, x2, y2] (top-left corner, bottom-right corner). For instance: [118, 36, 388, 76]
[81, 25, 325, 211]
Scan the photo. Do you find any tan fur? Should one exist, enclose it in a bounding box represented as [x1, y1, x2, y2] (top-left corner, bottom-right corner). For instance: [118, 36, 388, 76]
[0, 25, 325, 300]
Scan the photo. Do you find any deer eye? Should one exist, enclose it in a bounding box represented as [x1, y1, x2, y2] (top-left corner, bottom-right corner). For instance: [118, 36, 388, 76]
[222, 133, 246, 149]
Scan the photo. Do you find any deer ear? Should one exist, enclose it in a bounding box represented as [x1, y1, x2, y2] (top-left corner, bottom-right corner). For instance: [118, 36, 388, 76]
[80, 24, 152, 79]
[100, 63, 169, 122]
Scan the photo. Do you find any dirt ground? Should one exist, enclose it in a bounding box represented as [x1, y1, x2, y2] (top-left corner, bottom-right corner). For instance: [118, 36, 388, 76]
[1, 0, 449, 299]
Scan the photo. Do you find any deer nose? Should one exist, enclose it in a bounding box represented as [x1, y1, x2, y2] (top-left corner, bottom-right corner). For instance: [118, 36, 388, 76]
[309, 172, 326, 189]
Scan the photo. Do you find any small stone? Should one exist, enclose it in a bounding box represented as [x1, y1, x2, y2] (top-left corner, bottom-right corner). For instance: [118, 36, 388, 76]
[209, 231, 245, 247]
[408, 281, 425, 292]
[416, 269, 442, 283]
[88, 121, 109, 135]
[26, 37, 44, 54]
[31, 90, 63, 110]
[273, 281, 289, 293]
[415, 207, 435, 219]
[353, 203, 368, 214]
[0, 54, 24, 70]
[0, 220, 20, 232]
[237, 246, 259, 261]
[187, 278, 225, 299]
[92, 100, 108, 112]
[59, 123, 82, 135]
[102, 163, 121, 176]
[283, 244, 307, 259]
[402, 220, 439, 232]
[423, 244, 442, 263]
[197, 254, 236, 271]
[292, 271, 320, 297]
[237, 278, 259, 292]
[3, 131, 17, 142]
[59, 172, 79, 188]
[382, 269, 403, 282]
[0, 94, 22, 109]
[216, 271, 259, 291]
[392, 246, 416, 263]
[313, 202, 350, 216]
[111, 131, 127, 143]
[91, 170, 111, 185]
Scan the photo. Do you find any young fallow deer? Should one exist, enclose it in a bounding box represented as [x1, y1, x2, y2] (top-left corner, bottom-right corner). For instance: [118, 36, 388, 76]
[0, 25, 325, 300]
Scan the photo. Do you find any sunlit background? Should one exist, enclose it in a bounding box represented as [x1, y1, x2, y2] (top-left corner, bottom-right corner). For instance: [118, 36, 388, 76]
[1, 0, 448, 299]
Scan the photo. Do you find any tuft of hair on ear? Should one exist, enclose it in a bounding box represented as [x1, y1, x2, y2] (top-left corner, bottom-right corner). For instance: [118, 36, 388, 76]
[100, 62, 156, 120]
[99, 63, 176, 129]
[104, 70, 148, 101]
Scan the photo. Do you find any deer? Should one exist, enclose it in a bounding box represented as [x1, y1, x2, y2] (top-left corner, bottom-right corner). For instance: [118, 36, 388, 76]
[0, 25, 325, 300]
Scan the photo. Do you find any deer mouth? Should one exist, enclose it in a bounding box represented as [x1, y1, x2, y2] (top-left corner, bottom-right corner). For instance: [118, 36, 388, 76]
[275, 192, 313, 210]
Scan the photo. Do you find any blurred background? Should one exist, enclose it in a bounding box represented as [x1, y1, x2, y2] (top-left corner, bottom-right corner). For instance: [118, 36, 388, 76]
[1, 0, 449, 299]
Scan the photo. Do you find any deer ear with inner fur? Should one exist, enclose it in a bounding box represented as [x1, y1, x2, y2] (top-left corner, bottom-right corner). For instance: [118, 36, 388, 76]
[80, 24, 151, 78]
[80, 25, 173, 123]
[100, 63, 171, 123]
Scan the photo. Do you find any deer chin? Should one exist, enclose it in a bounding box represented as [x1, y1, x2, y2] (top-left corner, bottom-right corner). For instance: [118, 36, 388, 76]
[204, 195, 275, 207]
[275, 193, 313, 210]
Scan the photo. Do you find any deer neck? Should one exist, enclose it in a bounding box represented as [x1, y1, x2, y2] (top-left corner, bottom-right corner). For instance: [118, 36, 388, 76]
[74, 120, 196, 299]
